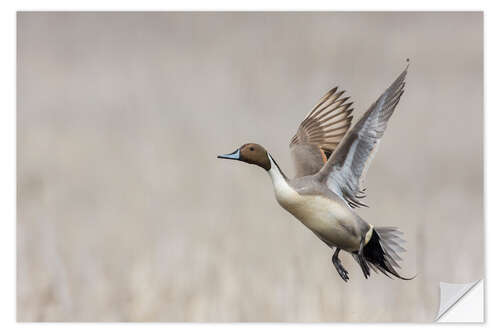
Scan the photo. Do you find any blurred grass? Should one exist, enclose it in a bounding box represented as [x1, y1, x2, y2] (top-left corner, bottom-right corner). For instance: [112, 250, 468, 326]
[17, 12, 483, 321]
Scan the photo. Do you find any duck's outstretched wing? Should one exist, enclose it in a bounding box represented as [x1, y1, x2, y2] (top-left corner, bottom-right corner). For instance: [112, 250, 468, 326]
[289, 87, 354, 178]
[316, 66, 408, 208]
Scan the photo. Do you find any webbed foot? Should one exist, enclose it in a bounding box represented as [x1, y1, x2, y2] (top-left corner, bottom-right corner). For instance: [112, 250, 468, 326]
[332, 248, 349, 282]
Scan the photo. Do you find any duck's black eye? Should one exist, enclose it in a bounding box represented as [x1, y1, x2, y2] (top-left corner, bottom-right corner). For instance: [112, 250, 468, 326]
[250, 147, 254, 151]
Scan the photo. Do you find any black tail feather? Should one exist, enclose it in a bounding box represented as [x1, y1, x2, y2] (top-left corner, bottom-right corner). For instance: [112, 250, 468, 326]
[359, 228, 415, 280]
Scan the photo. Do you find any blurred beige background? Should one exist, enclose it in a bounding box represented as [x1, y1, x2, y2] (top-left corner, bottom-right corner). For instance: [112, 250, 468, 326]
[17, 12, 483, 322]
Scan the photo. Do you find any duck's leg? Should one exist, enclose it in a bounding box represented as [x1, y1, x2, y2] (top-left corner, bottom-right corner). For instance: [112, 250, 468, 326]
[357, 235, 370, 279]
[332, 247, 349, 282]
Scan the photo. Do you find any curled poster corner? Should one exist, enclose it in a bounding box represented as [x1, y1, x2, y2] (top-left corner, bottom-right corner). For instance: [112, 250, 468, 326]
[436, 280, 483, 322]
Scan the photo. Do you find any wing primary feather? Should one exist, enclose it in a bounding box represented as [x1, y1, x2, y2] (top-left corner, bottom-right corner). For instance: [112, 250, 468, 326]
[305, 87, 338, 118]
[315, 65, 408, 207]
[307, 122, 352, 137]
[314, 109, 353, 128]
[306, 91, 346, 120]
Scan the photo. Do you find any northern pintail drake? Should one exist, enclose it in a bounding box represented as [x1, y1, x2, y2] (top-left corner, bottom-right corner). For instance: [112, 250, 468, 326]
[218, 65, 413, 282]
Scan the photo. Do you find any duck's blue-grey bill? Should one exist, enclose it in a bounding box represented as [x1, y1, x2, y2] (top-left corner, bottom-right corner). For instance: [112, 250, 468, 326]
[217, 149, 240, 160]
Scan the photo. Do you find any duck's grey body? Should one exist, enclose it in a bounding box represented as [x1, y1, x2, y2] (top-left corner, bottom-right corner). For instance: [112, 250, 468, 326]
[269, 160, 369, 252]
[218, 63, 413, 282]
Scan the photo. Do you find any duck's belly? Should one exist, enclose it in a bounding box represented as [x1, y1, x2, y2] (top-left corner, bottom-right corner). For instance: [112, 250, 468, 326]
[279, 194, 361, 251]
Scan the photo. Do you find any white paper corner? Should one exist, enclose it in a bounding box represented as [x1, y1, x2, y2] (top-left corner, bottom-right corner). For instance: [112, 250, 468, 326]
[436, 279, 484, 322]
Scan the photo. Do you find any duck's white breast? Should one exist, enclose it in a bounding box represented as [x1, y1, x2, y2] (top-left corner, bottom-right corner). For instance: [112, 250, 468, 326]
[267, 157, 360, 250]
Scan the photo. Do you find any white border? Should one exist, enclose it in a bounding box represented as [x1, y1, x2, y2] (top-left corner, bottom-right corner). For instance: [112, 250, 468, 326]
[2, 0, 497, 332]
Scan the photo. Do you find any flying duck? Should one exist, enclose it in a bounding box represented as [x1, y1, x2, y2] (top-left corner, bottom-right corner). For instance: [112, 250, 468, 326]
[218, 65, 412, 282]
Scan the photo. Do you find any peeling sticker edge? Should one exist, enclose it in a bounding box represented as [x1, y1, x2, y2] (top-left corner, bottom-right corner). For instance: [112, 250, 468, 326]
[436, 279, 483, 322]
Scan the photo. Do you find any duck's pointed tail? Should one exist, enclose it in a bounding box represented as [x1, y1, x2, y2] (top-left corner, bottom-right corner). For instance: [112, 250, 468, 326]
[356, 227, 415, 280]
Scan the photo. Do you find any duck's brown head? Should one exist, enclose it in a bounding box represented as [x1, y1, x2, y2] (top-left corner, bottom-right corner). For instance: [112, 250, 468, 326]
[217, 143, 271, 171]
